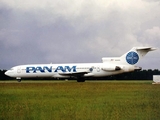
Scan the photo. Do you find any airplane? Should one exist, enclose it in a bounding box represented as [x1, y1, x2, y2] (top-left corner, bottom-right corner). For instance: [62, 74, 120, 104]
[5, 47, 156, 82]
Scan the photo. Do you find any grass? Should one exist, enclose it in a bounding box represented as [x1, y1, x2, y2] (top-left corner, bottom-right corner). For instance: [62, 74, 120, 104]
[0, 80, 160, 120]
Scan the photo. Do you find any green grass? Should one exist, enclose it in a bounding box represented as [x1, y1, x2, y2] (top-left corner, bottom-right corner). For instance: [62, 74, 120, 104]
[0, 80, 160, 120]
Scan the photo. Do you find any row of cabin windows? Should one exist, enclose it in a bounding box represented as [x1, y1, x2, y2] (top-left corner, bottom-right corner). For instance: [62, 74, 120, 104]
[21, 67, 97, 71]
[52, 67, 95, 70]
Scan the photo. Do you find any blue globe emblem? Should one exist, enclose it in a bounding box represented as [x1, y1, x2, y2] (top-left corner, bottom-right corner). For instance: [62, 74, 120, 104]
[126, 52, 139, 65]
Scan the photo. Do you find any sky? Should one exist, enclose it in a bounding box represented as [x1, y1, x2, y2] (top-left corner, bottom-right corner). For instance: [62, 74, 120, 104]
[0, 0, 160, 70]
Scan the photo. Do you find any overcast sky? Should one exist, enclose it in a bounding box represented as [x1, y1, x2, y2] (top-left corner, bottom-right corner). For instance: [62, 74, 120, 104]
[0, 0, 160, 70]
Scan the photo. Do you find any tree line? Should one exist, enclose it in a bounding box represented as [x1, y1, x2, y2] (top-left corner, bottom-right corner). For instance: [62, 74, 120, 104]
[0, 69, 160, 80]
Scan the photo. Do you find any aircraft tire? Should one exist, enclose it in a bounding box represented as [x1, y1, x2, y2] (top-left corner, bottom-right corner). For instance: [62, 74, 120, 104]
[17, 79, 21, 82]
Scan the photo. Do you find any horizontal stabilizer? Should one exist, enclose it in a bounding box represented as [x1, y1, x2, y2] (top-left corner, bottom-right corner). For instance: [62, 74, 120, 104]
[136, 47, 157, 51]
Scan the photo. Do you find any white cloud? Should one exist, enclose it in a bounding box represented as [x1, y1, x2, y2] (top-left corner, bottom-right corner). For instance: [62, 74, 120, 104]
[145, 27, 160, 38]
[0, 0, 160, 69]
[139, 27, 160, 47]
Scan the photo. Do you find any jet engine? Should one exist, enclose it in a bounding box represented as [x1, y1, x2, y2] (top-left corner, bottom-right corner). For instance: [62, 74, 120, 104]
[101, 65, 121, 71]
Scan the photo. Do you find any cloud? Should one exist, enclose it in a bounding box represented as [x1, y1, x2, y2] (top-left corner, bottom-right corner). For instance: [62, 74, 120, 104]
[0, 0, 160, 69]
[139, 27, 160, 46]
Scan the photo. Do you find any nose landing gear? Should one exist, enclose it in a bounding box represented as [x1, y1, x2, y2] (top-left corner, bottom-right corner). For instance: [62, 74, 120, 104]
[16, 77, 21, 82]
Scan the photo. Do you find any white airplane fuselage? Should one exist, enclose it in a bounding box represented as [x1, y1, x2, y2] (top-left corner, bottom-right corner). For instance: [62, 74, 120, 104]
[5, 63, 136, 78]
[5, 47, 156, 82]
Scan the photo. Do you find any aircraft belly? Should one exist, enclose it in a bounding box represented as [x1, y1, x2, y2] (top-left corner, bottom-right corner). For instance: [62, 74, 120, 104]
[18, 72, 53, 78]
[94, 71, 123, 77]
[53, 74, 70, 78]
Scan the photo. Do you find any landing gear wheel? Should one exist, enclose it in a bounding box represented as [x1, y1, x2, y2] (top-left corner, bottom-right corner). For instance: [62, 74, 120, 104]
[17, 79, 21, 82]
[16, 77, 21, 82]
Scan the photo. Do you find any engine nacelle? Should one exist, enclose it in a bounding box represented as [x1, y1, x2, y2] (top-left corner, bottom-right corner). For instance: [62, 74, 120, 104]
[101, 65, 121, 72]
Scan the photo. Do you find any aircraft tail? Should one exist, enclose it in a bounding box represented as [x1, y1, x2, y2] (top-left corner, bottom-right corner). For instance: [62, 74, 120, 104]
[120, 47, 156, 65]
[102, 47, 156, 65]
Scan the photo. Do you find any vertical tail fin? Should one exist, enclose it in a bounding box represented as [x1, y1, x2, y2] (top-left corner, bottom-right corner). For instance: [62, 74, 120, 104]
[102, 47, 156, 65]
[121, 47, 156, 65]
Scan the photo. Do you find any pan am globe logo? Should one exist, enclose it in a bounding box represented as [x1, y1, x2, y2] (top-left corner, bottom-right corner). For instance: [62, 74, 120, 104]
[126, 51, 139, 65]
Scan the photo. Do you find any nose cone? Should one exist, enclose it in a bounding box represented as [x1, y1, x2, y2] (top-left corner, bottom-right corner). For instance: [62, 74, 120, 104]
[5, 71, 10, 76]
[5, 70, 13, 77]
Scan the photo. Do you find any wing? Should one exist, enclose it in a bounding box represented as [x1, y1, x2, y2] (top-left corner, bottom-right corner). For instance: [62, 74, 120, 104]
[59, 71, 89, 77]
